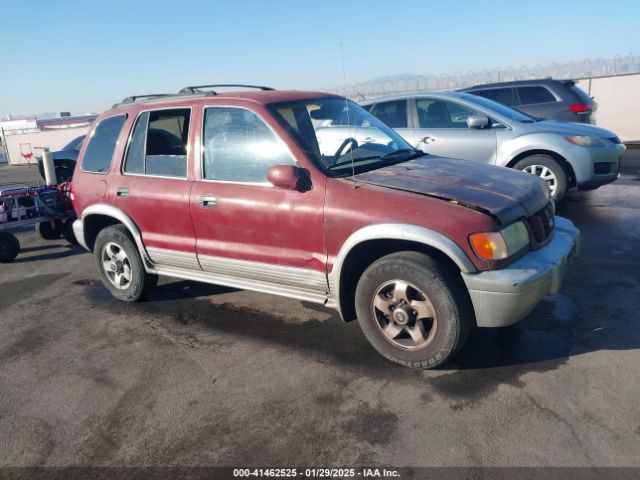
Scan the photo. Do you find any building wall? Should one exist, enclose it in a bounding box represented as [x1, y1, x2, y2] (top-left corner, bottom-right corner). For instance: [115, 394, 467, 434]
[3, 126, 90, 165]
[576, 73, 640, 142]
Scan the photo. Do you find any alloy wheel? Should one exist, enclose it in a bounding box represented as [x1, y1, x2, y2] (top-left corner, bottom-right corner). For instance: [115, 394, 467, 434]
[371, 279, 437, 350]
[523, 164, 558, 196]
[101, 242, 132, 289]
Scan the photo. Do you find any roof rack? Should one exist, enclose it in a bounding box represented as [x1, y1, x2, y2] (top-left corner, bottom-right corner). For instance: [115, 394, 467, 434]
[112, 94, 173, 109]
[178, 84, 275, 95]
[121, 94, 173, 103]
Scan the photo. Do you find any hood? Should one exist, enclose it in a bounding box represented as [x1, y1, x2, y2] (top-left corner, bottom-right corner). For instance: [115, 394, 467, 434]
[530, 120, 617, 138]
[36, 150, 79, 163]
[355, 156, 550, 225]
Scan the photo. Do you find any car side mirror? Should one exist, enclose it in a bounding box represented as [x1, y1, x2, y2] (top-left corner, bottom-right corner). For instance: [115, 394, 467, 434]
[267, 165, 311, 192]
[467, 114, 490, 129]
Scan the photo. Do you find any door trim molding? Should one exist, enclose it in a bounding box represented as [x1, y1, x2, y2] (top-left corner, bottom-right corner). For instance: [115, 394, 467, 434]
[146, 250, 332, 306]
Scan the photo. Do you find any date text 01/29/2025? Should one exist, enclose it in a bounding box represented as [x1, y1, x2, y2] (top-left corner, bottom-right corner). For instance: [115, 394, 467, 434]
[232, 468, 401, 478]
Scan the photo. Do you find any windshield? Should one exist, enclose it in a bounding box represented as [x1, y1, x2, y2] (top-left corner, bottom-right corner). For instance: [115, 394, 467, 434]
[460, 92, 536, 122]
[267, 98, 421, 177]
[62, 135, 85, 151]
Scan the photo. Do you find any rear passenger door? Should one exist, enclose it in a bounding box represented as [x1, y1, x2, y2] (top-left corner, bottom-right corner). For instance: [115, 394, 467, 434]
[113, 107, 199, 269]
[368, 99, 411, 140]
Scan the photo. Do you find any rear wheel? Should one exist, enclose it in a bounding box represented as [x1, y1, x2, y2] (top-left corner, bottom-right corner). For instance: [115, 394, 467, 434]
[514, 154, 567, 202]
[355, 251, 472, 369]
[94, 225, 158, 302]
[0, 232, 20, 263]
[36, 220, 63, 240]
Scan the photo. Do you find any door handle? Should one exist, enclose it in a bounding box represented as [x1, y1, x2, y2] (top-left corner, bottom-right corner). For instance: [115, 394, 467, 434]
[361, 136, 375, 143]
[420, 136, 436, 144]
[199, 195, 217, 209]
[116, 187, 129, 199]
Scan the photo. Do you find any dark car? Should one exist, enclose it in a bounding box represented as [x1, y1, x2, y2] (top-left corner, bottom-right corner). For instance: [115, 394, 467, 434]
[37, 135, 85, 183]
[462, 79, 596, 124]
[69, 85, 579, 369]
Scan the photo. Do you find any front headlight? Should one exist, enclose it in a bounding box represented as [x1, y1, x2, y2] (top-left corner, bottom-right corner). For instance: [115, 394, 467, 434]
[564, 135, 604, 147]
[469, 221, 530, 261]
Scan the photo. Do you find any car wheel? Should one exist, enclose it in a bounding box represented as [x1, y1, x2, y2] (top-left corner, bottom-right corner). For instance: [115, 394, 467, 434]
[514, 155, 567, 202]
[94, 225, 158, 302]
[355, 251, 472, 369]
[0, 232, 20, 263]
[62, 218, 78, 245]
[36, 220, 63, 240]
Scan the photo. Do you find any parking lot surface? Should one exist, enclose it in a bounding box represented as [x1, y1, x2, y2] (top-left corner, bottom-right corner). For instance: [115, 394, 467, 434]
[1, 153, 639, 468]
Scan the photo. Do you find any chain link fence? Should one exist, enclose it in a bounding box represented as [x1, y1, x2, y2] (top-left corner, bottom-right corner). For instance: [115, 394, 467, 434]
[326, 54, 640, 99]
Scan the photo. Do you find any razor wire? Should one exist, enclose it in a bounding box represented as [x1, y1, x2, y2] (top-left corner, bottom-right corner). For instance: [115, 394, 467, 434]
[326, 54, 640, 99]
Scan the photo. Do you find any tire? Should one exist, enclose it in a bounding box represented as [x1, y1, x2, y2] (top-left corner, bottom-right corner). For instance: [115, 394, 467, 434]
[94, 225, 158, 302]
[36, 220, 63, 240]
[62, 218, 78, 245]
[513, 154, 568, 202]
[355, 251, 472, 369]
[0, 232, 20, 263]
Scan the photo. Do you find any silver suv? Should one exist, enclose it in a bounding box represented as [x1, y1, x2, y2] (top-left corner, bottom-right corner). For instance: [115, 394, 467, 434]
[360, 92, 625, 201]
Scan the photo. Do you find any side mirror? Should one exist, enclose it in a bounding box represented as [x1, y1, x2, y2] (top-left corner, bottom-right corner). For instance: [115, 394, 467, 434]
[467, 114, 490, 129]
[267, 165, 311, 192]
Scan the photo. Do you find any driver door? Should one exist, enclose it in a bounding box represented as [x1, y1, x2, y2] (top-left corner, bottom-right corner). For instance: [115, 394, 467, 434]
[189, 105, 328, 299]
[404, 97, 497, 165]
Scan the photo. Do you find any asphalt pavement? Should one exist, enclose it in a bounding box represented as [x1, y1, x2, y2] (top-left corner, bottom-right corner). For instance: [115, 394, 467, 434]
[0, 152, 639, 469]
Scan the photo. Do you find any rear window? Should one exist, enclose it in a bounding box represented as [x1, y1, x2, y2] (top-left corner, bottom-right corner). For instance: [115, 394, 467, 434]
[81, 115, 127, 173]
[369, 100, 408, 128]
[570, 85, 593, 104]
[470, 88, 518, 107]
[123, 108, 190, 178]
[516, 86, 556, 105]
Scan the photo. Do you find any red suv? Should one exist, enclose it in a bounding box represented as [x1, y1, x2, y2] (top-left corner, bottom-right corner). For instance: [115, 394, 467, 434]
[71, 85, 580, 368]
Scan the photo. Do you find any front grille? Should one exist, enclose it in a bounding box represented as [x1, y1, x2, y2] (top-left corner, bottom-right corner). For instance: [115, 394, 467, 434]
[526, 203, 555, 250]
[594, 162, 613, 175]
[608, 136, 621, 144]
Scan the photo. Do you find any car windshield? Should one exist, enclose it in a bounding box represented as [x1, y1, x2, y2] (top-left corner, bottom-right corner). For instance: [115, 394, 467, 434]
[267, 98, 422, 177]
[62, 135, 85, 151]
[460, 93, 537, 122]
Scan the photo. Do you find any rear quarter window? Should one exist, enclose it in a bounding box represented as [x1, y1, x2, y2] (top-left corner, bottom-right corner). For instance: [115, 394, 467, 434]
[516, 86, 556, 105]
[81, 114, 127, 173]
[471, 88, 518, 107]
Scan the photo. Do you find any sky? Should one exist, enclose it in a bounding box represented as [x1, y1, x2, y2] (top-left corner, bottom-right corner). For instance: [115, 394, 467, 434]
[0, 0, 638, 117]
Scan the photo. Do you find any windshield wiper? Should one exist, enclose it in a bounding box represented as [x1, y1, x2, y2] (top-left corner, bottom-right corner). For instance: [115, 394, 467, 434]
[328, 149, 422, 170]
[380, 149, 423, 161]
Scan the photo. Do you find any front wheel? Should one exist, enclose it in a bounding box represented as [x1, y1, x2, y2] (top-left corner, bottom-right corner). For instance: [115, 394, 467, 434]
[355, 252, 472, 369]
[94, 225, 158, 302]
[514, 155, 568, 202]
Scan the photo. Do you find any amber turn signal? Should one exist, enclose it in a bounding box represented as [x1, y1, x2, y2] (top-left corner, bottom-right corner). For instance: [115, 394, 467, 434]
[469, 232, 508, 261]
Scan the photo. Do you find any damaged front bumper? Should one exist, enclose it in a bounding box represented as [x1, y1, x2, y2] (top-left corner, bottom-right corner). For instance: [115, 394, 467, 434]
[461, 216, 580, 328]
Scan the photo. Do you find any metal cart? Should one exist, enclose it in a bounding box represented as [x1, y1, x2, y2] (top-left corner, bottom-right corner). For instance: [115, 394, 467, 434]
[0, 183, 77, 263]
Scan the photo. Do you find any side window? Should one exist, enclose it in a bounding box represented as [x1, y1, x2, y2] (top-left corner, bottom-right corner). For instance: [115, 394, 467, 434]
[416, 99, 477, 129]
[472, 88, 518, 107]
[81, 115, 127, 173]
[123, 108, 190, 178]
[369, 100, 408, 128]
[202, 107, 296, 183]
[516, 86, 556, 105]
